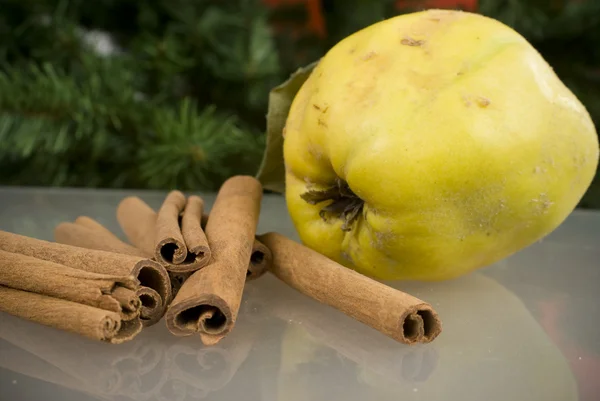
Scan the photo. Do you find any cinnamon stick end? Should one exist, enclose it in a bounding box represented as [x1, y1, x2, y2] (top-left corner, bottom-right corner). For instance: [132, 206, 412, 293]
[132, 259, 172, 307]
[165, 296, 232, 339]
[112, 286, 142, 321]
[99, 315, 121, 340]
[156, 237, 188, 266]
[110, 317, 144, 344]
[136, 287, 164, 326]
[199, 332, 226, 346]
[246, 240, 272, 281]
[400, 306, 442, 344]
[188, 245, 212, 269]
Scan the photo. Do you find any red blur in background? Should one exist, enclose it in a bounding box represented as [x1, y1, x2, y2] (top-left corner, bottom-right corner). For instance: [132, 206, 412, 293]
[263, 0, 478, 39]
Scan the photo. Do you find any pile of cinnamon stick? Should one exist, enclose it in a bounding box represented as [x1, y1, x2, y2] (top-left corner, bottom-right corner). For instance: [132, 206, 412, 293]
[0, 176, 442, 345]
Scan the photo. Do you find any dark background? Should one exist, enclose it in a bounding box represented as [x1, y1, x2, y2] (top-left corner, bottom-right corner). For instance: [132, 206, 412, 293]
[0, 0, 598, 207]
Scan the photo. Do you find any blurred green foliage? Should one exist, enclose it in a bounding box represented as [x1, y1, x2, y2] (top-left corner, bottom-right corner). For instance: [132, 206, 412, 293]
[0, 0, 598, 207]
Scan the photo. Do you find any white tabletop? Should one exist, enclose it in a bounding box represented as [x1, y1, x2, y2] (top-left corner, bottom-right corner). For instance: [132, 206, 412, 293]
[0, 187, 598, 401]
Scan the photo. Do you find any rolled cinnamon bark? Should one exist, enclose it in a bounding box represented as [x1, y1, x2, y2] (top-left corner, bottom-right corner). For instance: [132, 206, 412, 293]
[247, 239, 272, 281]
[165, 176, 262, 344]
[0, 250, 140, 321]
[118, 196, 269, 278]
[152, 191, 211, 273]
[136, 286, 164, 324]
[154, 190, 188, 266]
[180, 195, 211, 268]
[0, 286, 142, 343]
[55, 216, 148, 257]
[201, 212, 271, 280]
[0, 229, 171, 327]
[257, 232, 443, 345]
[53, 220, 168, 325]
[117, 196, 157, 256]
[167, 240, 270, 292]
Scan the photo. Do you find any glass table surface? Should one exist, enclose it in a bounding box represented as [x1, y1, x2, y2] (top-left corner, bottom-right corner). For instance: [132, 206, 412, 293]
[0, 187, 598, 401]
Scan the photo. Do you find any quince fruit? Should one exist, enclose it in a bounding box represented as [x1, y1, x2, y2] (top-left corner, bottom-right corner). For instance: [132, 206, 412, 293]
[282, 10, 599, 281]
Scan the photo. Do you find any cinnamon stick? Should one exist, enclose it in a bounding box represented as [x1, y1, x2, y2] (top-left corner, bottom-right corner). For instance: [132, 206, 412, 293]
[168, 239, 270, 297]
[55, 216, 147, 257]
[257, 232, 443, 345]
[247, 239, 272, 281]
[0, 229, 171, 327]
[180, 195, 211, 268]
[0, 249, 140, 321]
[154, 190, 188, 265]
[150, 191, 211, 273]
[53, 219, 168, 325]
[136, 286, 164, 324]
[0, 286, 142, 343]
[117, 196, 157, 256]
[201, 212, 271, 280]
[118, 195, 269, 277]
[165, 176, 262, 344]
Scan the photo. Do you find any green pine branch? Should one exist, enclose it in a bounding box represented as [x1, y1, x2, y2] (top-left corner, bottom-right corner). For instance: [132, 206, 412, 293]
[0, 0, 276, 190]
[0, 57, 265, 190]
[139, 100, 265, 190]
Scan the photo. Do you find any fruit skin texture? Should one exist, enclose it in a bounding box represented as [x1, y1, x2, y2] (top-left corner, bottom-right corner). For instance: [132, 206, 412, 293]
[283, 9, 599, 281]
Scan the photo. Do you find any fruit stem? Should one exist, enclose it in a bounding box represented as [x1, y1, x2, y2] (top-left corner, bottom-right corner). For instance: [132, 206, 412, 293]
[300, 178, 364, 232]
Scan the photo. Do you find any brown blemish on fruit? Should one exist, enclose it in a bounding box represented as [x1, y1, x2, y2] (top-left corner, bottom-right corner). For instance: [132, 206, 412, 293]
[401, 37, 425, 47]
[349, 46, 357, 54]
[476, 97, 491, 107]
[307, 142, 324, 162]
[572, 153, 587, 169]
[373, 230, 397, 249]
[314, 103, 329, 127]
[313, 104, 329, 113]
[462, 95, 490, 108]
[361, 51, 377, 61]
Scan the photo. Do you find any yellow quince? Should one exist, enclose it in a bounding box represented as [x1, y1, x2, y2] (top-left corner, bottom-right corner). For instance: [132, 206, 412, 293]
[283, 9, 599, 281]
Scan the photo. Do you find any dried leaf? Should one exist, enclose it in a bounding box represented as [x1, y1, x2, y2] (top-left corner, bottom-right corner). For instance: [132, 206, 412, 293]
[255, 61, 318, 193]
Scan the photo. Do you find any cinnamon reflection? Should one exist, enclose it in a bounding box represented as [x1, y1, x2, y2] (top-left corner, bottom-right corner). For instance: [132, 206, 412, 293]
[0, 310, 257, 401]
[0, 272, 581, 401]
[160, 321, 257, 398]
[247, 272, 578, 401]
[265, 283, 439, 386]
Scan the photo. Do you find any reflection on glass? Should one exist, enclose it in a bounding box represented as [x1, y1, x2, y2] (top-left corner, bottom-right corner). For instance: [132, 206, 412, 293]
[0, 272, 578, 401]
